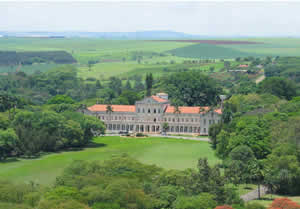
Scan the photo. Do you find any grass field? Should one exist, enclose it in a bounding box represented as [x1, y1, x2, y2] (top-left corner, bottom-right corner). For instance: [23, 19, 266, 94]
[0, 136, 218, 185]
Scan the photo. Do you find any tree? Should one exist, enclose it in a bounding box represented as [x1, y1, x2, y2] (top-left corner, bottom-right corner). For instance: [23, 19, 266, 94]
[95, 80, 102, 89]
[108, 77, 122, 95]
[162, 122, 169, 134]
[0, 114, 9, 130]
[258, 77, 297, 100]
[225, 145, 257, 185]
[162, 71, 221, 106]
[209, 123, 223, 149]
[0, 128, 18, 160]
[47, 95, 75, 104]
[145, 73, 153, 96]
[125, 79, 132, 90]
[263, 145, 300, 195]
[224, 61, 231, 71]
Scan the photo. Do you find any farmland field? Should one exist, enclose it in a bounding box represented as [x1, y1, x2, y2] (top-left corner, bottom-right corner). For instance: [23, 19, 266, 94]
[2, 37, 300, 80]
[0, 136, 218, 185]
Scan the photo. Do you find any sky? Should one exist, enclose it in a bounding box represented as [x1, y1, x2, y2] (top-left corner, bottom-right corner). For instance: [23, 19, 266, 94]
[1, 1, 300, 36]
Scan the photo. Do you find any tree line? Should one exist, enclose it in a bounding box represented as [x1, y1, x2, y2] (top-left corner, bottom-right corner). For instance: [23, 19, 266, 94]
[0, 51, 76, 66]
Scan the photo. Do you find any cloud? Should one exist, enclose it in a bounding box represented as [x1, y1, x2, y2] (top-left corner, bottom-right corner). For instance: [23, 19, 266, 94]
[0, 1, 300, 36]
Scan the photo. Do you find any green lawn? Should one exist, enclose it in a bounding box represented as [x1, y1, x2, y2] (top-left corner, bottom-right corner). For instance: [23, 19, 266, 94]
[0, 136, 218, 185]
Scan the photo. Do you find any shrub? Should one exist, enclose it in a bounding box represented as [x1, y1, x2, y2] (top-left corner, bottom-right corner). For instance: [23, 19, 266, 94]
[268, 198, 300, 209]
[215, 205, 234, 209]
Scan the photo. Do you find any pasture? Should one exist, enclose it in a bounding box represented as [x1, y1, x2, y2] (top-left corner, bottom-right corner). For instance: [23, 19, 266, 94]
[0, 136, 218, 185]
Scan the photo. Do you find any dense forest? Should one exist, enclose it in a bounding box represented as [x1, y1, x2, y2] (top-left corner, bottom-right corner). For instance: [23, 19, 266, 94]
[0, 51, 76, 65]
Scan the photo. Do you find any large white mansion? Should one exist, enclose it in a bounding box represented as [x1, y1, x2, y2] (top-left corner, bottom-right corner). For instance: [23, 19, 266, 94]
[84, 93, 222, 135]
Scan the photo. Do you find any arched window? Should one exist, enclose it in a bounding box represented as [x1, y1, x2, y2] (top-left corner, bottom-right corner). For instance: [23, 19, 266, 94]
[154, 109, 156, 113]
[154, 118, 156, 122]
[148, 108, 151, 113]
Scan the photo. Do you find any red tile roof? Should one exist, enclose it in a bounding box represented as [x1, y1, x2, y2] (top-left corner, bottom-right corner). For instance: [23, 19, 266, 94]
[151, 95, 168, 103]
[88, 105, 135, 112]
[165, 106, 222, 114]
[239, 64, 249, 68]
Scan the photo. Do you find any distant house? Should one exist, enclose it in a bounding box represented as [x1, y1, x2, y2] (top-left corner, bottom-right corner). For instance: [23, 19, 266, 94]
[239, 64, 249, 68]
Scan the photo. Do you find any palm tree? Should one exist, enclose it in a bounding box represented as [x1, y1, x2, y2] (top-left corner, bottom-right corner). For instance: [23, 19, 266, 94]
[162, 122, 169, 135]
[173, 105, 181, 133]
[106, 104, 113, 129]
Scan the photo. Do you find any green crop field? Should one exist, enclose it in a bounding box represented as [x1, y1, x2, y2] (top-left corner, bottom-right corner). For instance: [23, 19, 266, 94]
[0, 136, 218, 185]
[168, 43, 258, 59]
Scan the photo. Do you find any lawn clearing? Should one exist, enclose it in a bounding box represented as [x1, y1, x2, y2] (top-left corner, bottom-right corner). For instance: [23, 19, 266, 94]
[0, 136, 218, 185]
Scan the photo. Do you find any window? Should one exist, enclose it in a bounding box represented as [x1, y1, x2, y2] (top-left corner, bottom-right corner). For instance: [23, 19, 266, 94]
[148, 109, 151, 113]
[211, 112, 214, 117]
[204, 128, 206, 133]
[173, 118, 175, 122]
[158, 109, 161, 113]
[154, 109, 156, 113]
[142, 108, 145, 113]
[115, 116, 117, 120]
[204, 119, 206, 125]
[154, 118, 156, 122]
[186, 118, 189, 122]
[191, 118, 193, 122]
